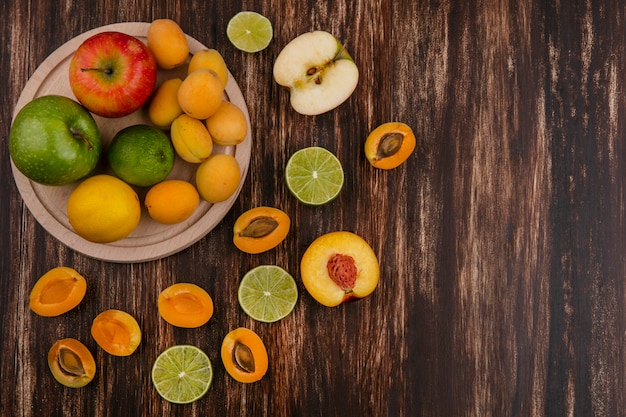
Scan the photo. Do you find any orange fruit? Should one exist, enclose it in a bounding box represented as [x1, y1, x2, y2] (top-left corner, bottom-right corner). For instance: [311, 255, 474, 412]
[145, 180, 200, 224]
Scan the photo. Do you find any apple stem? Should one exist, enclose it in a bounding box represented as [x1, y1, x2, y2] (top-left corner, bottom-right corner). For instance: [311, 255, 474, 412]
[81, 67, 113, 75]
[70, 128, 93, 150]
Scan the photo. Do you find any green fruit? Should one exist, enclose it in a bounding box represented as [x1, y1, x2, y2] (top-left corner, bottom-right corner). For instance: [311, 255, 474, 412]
[108, 124, 175, 187]
[9, 95, 102, 186]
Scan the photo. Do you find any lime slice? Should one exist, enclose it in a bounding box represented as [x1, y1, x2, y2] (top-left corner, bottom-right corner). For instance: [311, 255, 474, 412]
[227, 11, 273, 52]
[285, 147, 344, 206]
[151, 345, 213, 404]
[238, 265, 298, 323]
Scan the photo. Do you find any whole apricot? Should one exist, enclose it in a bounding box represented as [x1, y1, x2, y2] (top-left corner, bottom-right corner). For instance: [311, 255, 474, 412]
[178, 69, 224, 120]
[195, 154, 241, 203]
[91, 309, 142, 356]
[29, 266, 87, 317]
[158, 283, 214, 328]
[221, 328, 268, 383]
[205, 101, 248, 146]
[48, 338, 96, 388]
[147, 19, 189, 69]
[188, 49, 229, 87]
[145, 180, 200, 224]
[170, 114, 214, 163]
[364, 122, 416, 169]
[233, 206, 290, 254]
[148, 78, 184, 129]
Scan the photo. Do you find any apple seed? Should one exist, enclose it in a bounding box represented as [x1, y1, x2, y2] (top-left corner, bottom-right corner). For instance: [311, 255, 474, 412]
[327, 253, 358, 291]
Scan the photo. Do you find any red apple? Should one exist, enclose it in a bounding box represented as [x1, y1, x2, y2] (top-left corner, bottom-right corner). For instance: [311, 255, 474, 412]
[69, 31, 157, 118]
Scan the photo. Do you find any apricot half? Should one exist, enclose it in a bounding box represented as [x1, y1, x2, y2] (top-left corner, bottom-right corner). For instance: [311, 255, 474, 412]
[91, 309, 141, 356]
[300, 231, 380, 307]
[48, 338, 96, 388]
[221, 327, 268, 383]
[29, 266, 87, 317]
[364, 122, 416, 169]
[158, 283, 214, 328]
[233, 206, 290, 254]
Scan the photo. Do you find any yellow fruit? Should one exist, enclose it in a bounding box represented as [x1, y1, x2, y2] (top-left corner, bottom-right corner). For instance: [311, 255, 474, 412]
[147, 19, 189, 69]
[170, 114, 214, 163]
[195, 154, 240, 203]
[67, 175, 141, 243]
[145, 180, 200, 224]
[177, 69, 224, 120]
[205, 101, 248, 146]
[148, 78, 184, 129]
[188, 49, 229, 88]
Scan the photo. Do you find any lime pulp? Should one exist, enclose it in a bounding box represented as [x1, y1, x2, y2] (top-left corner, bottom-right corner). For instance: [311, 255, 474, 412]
[284, 146, 344, 206]
[226, 11, 273, 53]
[238, 265, 298, 323]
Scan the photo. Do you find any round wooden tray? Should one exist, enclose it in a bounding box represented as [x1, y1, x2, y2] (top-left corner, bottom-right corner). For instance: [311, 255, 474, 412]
[10, 22, 252, 263]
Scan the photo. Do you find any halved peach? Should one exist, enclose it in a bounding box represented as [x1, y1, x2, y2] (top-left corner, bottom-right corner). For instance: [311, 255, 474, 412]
[157, 282, 214, 328]
[300, 231, 380, 307]
[29, 266, 87, 317]
[91, 309, 141, 356]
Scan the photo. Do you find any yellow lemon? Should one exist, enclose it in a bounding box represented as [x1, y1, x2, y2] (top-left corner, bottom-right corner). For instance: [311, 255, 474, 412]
[145, 180, 200, 224]
[67, 174, 141, 243]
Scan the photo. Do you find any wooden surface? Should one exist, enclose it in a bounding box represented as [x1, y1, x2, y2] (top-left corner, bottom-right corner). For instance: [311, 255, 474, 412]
[1, 0, 625, 416]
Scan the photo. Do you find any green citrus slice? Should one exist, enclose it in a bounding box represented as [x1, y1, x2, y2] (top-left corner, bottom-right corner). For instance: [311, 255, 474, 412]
[238, 265, 298, 323]
[285, 146, 344, 205]
[226, 11, 273, 53]
[151, 345, 213, 404]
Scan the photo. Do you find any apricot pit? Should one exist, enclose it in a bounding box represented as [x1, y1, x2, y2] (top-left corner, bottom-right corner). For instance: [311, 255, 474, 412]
[48, 338, 96, 388]
[233, 206, 290, 254]
[221, 327, 268, 383]
[158, 283, 214, 328]
[364, 122, 416, 169]
[29, 266, 87, 317]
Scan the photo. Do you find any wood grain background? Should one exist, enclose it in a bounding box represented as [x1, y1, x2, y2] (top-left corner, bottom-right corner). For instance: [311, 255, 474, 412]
[2, 0, 625, 416]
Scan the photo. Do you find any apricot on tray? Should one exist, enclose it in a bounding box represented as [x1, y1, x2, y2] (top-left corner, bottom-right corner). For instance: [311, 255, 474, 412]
[300, 231, 380, 307]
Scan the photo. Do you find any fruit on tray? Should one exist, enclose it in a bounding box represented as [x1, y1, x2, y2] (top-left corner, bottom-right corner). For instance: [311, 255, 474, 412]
[273, 30, 359, 115]
[205, 100, 248, 146]
[188, 49, 229, 87]
[69, 31, 157, 118]
[364, 122, 416, 169]
[48, 338, 96, 388]
[152, 345, 213, 404]
[147, 19, 189, 69]
[145, 180, 200, 224]
[221, 327, 268, 383]
[158, 283, 214, 328]
[170, 114, 214, 163]
[107, 124, 175, 187]
[177, 68, 225, 120]
[29, 266, 87, 317]
[66, 174, 141, 243]
[233, 206, 290, 254]
[91, 309, 142, 356]
[195, 154, 241, 203]
[300, 231, 380, 307]
[148, 77, 184, 130]
[9, 95, 102, 186]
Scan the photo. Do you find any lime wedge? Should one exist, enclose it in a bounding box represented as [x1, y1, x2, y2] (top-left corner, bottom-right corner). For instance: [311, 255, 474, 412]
[151, 345, 213, 404]
[227, 11, 273, 53]
[285, 146, 344, 205]
[238, 265, 298, 323]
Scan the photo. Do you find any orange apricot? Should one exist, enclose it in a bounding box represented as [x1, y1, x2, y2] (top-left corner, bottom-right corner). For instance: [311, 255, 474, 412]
[233, 206, 290, 254]
[147, 19, 189, 69]
[29, 266, 87, 317]
[221, 327, 268, 383]
[48, 338, 96, 388]
[157, 283, 214, 328]
[364, 122, 416, 169]
[91, 309, 141, 356]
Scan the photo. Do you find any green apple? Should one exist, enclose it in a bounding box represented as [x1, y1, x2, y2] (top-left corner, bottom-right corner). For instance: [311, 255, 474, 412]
[9, 95, 102, 186]
[273, 31, 359, 116]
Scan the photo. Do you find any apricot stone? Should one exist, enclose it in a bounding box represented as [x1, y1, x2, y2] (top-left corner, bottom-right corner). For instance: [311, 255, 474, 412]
[91, 309, 141, 356]
[364, 122, 416, 169]
[158, 283, 214, 328]
[233, 206, 290, 254]
[48, 338, 96, 388]
[221, 327, 268, 383]
[29, 266, 87, 317]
